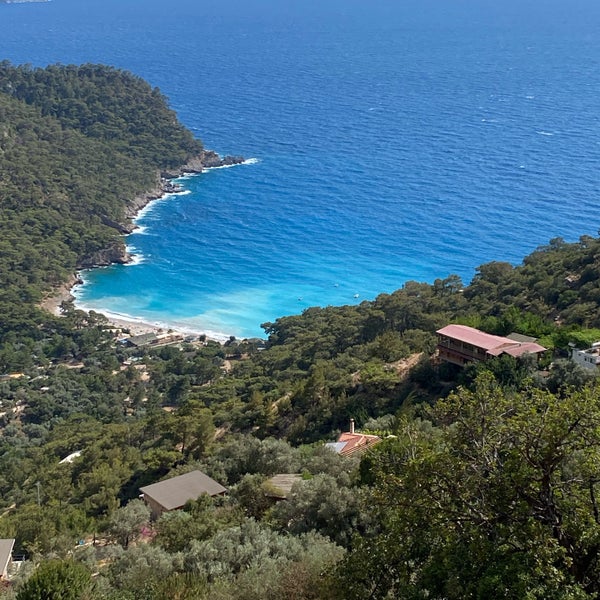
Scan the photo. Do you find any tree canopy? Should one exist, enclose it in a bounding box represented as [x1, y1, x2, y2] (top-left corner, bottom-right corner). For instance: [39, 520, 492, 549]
[3, 61, 600, 599]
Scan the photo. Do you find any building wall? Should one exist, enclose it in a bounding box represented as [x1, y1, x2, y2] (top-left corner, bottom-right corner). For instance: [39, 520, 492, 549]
[572, 349, 600, 371]
[0, 542, 13, 581]
[437, 335, 488, 365]
[1, 558, 11, 580]
[143, 496, 168, 520]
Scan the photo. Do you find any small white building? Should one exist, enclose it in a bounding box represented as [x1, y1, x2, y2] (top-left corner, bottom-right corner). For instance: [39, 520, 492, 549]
[571, 342, 600, 371]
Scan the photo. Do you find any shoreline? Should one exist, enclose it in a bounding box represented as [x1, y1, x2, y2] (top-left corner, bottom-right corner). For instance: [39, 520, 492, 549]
[122, 151, 247, 228]
[40, 151, 252, 343]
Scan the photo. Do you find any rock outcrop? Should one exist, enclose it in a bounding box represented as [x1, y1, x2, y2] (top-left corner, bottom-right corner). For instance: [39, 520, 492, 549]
[78, 241, 130, 268]
[101, 214, 136, 235]
[161, 150, 245, 178]
[125, 181, 164, 220]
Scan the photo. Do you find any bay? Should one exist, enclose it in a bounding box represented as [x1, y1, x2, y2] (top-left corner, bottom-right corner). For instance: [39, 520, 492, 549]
[1, 0, 600, 337]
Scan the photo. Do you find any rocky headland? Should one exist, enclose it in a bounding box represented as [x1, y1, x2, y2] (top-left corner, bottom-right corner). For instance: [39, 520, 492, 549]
[78, 241, 132, 269]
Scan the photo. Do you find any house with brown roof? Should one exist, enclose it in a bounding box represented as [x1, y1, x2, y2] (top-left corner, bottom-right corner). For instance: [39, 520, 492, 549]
[326, 419, 381, 456]
[436, 324, 546, 367]
[139, 470, 227, 519]
[0, 539, 14, 581]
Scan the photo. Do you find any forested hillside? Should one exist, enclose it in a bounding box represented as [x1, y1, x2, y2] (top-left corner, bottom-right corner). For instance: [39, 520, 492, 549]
[2, 63, 600, 599]
[0, 62, 202, 348]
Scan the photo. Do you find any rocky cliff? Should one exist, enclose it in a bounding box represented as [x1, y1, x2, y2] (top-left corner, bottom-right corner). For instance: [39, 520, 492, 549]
[94, 149, 245, 265]
[79, 240, 130, 269]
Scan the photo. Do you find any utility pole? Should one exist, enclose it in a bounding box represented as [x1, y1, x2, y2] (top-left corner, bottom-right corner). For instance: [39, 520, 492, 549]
[36, 481, 41, 506]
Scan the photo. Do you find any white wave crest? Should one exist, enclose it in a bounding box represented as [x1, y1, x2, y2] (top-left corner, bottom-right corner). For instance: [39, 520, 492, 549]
[134, 197, 168, 221]
[125, 253, 144, 266]
[125, 244, 144, 265]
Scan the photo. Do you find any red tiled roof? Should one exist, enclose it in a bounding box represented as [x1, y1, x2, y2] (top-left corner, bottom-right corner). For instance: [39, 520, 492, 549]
[336, 432, 381, 456]
[436, 324, 513, 350]
[486, 343, 521, 357]
[502, 342, 547, 357]
[437, 324, 546, 357]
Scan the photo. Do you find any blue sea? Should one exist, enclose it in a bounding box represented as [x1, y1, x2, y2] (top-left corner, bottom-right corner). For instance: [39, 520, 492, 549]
[2, 0, 600, 339]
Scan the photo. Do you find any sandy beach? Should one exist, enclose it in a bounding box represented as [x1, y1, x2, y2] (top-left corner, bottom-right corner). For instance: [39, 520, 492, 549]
[40, 277, 204, 340]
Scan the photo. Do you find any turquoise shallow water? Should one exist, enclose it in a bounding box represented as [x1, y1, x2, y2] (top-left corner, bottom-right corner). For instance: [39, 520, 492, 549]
[2, 0, 600, 338]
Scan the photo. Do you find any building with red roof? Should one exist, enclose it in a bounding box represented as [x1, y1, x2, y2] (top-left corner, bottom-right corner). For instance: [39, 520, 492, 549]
[325, 419, 381, 456]
[436, 324, 546, 367]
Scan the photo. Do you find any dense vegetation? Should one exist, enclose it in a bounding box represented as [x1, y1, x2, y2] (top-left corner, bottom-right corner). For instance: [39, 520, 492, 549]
[0, 61, 202, 351]
[2, 62, 600, 598]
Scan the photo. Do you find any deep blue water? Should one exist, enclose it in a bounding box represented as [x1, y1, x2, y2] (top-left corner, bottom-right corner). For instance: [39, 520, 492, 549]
[2, 0, 600, 338]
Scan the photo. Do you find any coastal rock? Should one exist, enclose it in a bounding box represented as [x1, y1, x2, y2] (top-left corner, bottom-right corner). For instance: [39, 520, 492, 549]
[78, 241, 130, 268]
[123, 149, 245, 225]
[105, 149, 244, 261]
[125, 181, 164, 220]
[161, 150, 245, 178]
[101, 214, 136, 235]
[193, 150, 246, 169]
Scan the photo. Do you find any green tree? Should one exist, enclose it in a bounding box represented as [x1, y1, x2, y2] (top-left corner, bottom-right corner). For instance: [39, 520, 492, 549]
[106, 499, 150, 549]
[231, 474, 276, 520]
[271, 473, 371, 548]
[334, 375, 600, 599]
[184, 519, 342, 587]
[16, 560, 93, 600]
[153, 510, 196, 553]
[106, 544, 182, 599]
